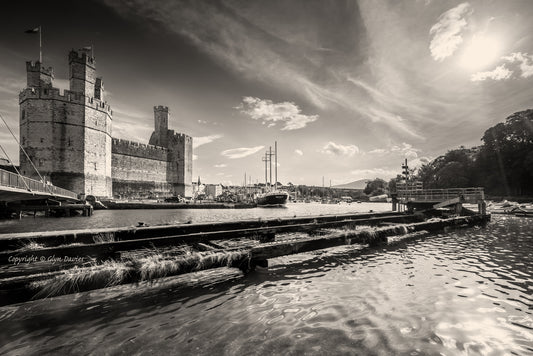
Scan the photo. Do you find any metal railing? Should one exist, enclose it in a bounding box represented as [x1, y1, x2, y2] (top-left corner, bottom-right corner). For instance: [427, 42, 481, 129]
[0, 168, 78, 199]
[397, 187, 485, 203]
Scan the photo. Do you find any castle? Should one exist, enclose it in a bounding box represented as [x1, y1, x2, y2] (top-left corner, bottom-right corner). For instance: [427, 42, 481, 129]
[18, 49, 192, 198]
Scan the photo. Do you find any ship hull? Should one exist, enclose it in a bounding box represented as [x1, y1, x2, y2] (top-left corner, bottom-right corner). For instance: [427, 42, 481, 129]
[257, 192, 288, 206]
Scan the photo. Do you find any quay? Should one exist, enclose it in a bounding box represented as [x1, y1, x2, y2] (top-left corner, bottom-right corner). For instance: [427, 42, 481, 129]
[0, 207, 490, 306]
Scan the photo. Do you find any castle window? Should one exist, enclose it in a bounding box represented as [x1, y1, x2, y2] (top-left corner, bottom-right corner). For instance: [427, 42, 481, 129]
[40, 138, 44, 143]
[39, 159, 43, 166]
[21, 110, 25, 120]
[22, 137, 26, 145]
[94, 162, 97, 170]
[68, 138, 72, 146]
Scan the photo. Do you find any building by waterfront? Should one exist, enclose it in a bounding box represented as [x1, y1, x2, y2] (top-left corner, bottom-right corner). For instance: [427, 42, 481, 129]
[19, 48, 192, 198]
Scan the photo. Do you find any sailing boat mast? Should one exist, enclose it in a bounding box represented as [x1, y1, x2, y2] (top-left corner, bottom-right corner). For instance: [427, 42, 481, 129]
[274, 141, 277, 191]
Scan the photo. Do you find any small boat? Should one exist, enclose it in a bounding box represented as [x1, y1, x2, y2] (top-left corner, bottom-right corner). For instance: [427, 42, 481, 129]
[257, 191, 288, 206]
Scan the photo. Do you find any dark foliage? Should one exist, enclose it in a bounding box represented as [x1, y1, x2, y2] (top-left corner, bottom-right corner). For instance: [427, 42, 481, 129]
[417, 109, 533, 196]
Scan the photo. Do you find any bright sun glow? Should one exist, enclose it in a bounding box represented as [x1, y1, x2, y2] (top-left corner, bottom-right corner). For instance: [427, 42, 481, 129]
[459, 35, 502, 71]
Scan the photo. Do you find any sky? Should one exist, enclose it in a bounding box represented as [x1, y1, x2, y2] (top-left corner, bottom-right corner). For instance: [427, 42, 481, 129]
[1, 0, 533, 186]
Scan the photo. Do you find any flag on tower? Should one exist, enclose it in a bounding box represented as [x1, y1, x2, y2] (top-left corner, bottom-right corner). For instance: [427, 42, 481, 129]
[24, 26, 42, 62]
[25, 27, 40, 34]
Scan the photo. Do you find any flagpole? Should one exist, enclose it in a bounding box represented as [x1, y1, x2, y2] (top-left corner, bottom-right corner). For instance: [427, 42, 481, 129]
[39, 26, 42, 63]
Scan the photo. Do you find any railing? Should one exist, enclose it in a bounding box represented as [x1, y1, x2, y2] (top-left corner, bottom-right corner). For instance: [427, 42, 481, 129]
[397, 187, 485, 203]
[0, 169, 78, 199]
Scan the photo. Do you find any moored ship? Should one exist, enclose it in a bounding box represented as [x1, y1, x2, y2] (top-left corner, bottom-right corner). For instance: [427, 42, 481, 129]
[256, 191, 288, 206]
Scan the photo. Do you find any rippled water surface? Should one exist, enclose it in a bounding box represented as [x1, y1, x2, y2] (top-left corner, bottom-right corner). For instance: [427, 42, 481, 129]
[0, 214, 532, 355]
[0, 202, 389, 234]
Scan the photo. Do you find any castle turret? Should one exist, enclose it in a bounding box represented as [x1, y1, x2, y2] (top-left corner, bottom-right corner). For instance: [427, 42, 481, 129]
[20, 50, 113, 198]
[26, 61, 53, 88]
[69, 49, 95, 96]
[149, 105, 169, 147]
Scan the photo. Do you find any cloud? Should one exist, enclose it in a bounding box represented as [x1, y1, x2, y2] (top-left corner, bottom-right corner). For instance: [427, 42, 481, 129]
[502, 52, 533, 78]
[470, 52, 533, 82]
[471, 65, 513, 82]
[320, 142, 359, 156]
[236, 97, 318, 130]
[193, 134, 223, 149]
[214, 164, 227, 168]
[367, 108, 424, 140]
[221, 145, 264, 159]
[368, 142, 420, 159]
[390, 143, 420, 159]
[295, 149, 303, 156]
[429, 3, 473, 61]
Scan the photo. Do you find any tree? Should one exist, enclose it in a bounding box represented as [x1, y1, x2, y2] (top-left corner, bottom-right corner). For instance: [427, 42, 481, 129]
[364, 178, 388, 196]
[417, 147, 476, 189]
[476, 109, 533, 195]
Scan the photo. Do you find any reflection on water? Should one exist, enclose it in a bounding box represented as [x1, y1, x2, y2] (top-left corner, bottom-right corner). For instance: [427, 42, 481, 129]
[0, 215, 532, 355]
[0, 202, 390, 234]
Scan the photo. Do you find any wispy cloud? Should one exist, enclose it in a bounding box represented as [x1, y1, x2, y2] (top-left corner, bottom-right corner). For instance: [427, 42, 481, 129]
[221, 145, 264, 159]
[320, 142, 359, 157]
[236, 97, 318, 130]
[295, 149, 303, 156]
[368, 142, 420, 159]
[367, 109, 424, 140]
[471, 65, 513, 82]
[429, 3, 473, 61]
[214, 163, 227, 168]
[193, 134, 223, 149]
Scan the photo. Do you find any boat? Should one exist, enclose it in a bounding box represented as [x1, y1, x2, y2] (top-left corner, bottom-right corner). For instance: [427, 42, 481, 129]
[256, 141, 288, 207]
[256, 191, 288, 206]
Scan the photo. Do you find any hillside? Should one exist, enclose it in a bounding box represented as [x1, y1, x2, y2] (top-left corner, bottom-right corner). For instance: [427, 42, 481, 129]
[332, 179, 368, 190]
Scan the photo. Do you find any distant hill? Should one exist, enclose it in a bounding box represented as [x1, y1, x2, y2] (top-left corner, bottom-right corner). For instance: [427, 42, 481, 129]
[332, 179, 369, 190]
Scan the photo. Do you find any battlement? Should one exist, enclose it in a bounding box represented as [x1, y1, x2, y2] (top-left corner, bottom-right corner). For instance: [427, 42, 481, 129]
[26, 61, 53, 76]
[68, 49, 95, 68]
[112, 138, 169, 161]
[19, 87, 113, 115]
[170, 131, 193, 141]
[154, 105, 169, 112]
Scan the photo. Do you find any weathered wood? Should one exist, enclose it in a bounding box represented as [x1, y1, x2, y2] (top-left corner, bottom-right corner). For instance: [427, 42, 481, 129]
[250, 214, 490, 261]
[0, 214, 490, 306]
[0, 212, 413, 251]
[433, 196, 463, 209]
[0, 249, 251, 306]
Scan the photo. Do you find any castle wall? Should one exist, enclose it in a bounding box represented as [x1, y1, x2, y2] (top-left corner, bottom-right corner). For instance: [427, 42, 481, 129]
[167, 132, 193, 197]
[19, 86, 113, 197]
[111, 139, 174, 198]
[19, 54, 193, 200]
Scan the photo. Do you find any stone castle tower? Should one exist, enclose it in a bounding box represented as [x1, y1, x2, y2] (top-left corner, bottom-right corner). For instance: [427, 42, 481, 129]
[149, 106, 193, 197]
[19, 49, 113, 197]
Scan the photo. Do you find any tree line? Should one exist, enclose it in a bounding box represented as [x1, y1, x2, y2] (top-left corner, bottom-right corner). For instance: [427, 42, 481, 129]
[366, 109, 533, 197]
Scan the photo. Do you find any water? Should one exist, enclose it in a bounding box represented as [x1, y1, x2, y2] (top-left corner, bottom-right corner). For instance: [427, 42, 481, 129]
[0, 212, 532, 355]
[0, 202, 390, 234]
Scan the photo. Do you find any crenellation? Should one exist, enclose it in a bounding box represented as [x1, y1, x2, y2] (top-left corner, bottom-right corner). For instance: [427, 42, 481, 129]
[19, 49, 193, 199]
[19, 87, 113, 115]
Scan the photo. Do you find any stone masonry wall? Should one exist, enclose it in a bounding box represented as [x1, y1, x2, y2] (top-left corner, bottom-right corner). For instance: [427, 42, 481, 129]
[111, 138, 174, 198]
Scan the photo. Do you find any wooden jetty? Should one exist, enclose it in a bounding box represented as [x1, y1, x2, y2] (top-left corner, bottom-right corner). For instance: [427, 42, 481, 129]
[0, 205, 490, 306]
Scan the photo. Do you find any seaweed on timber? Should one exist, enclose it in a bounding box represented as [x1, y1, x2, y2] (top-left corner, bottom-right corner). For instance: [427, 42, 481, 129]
[92, 232, 116, 244]
[15, 241, 45, 251]
[30, 260, 131, 299]
[28, 248, 250, 298]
